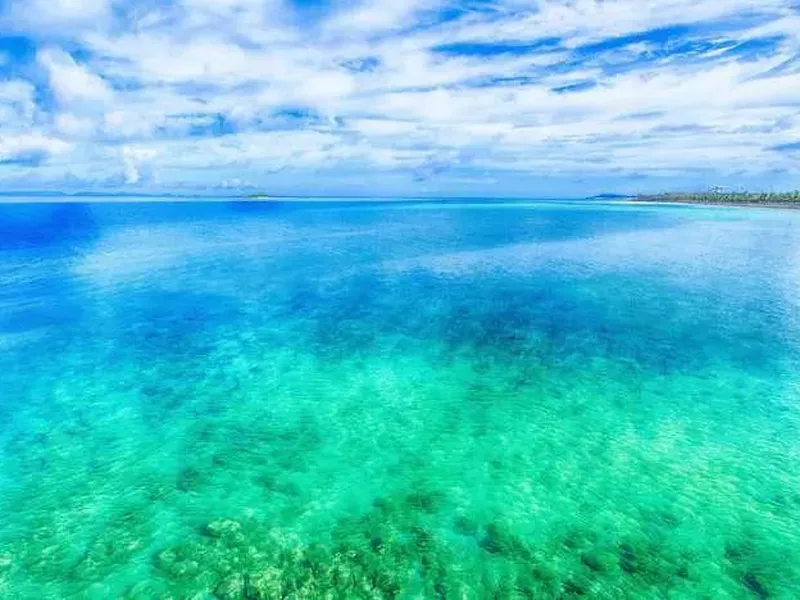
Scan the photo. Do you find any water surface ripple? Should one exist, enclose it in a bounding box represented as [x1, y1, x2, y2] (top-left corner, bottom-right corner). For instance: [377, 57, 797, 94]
[1, 200, 799, 598]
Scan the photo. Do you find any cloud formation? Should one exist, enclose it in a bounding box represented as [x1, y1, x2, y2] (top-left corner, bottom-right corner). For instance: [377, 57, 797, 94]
[1, 0, 799, 195]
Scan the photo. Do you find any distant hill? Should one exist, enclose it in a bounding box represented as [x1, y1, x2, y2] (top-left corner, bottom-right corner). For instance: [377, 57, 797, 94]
[585, 193, 634, 200]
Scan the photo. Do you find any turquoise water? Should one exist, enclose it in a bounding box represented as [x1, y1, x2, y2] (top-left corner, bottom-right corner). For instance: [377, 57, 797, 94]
[0, 199, 799, 598]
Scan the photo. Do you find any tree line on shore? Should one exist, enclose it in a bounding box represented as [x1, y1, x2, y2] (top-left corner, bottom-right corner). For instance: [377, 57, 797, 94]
[634, 190, 800, 205]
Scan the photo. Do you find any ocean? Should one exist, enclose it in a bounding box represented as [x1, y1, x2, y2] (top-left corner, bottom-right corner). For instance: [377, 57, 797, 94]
[1, 198, 798, 598]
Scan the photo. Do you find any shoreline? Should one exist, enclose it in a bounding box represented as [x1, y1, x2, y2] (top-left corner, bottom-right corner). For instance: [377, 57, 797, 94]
[628, 200, 800, 210]
[628, 195, 800, 210]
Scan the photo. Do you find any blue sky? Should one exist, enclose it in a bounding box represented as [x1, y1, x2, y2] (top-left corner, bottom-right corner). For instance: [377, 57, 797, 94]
[1, 0, 799, 197]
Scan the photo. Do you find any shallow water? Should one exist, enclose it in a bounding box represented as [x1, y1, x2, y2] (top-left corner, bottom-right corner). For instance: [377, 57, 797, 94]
[0, 199, 799, 598]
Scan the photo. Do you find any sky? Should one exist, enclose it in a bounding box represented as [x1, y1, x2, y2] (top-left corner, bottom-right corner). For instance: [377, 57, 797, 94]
[1, 0, 800, 197]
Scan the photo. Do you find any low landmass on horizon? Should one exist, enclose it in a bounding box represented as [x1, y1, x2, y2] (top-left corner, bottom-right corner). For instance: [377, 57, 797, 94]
[241, 191, 800, 208]
[633, 191, 800, 208]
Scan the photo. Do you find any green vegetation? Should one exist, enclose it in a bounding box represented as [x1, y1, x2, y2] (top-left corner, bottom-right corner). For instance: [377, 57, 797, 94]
[633, 190, 800, 207]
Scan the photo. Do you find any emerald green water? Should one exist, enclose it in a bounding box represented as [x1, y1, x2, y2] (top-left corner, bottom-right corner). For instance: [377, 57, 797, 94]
[0, 200, 799, 598]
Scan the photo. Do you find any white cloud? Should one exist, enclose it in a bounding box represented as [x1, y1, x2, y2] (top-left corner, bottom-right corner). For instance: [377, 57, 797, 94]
[54, 113, 97, 137]
[37, 47, 113, 108]
[104, 110, 157, 139]
[0, 133, 72, 162]
[3, 0, 110, 34]
[323, 0, 446, 37]
[1, 0, 800, 192]
[120, 145, 160, 184]
[433, 0, 793, 47]
[0, 80, 37, 125]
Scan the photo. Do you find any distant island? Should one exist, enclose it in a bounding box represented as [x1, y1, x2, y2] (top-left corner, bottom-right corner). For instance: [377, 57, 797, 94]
[586, 193, 632, 200]
[631, 191, 800, 208]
